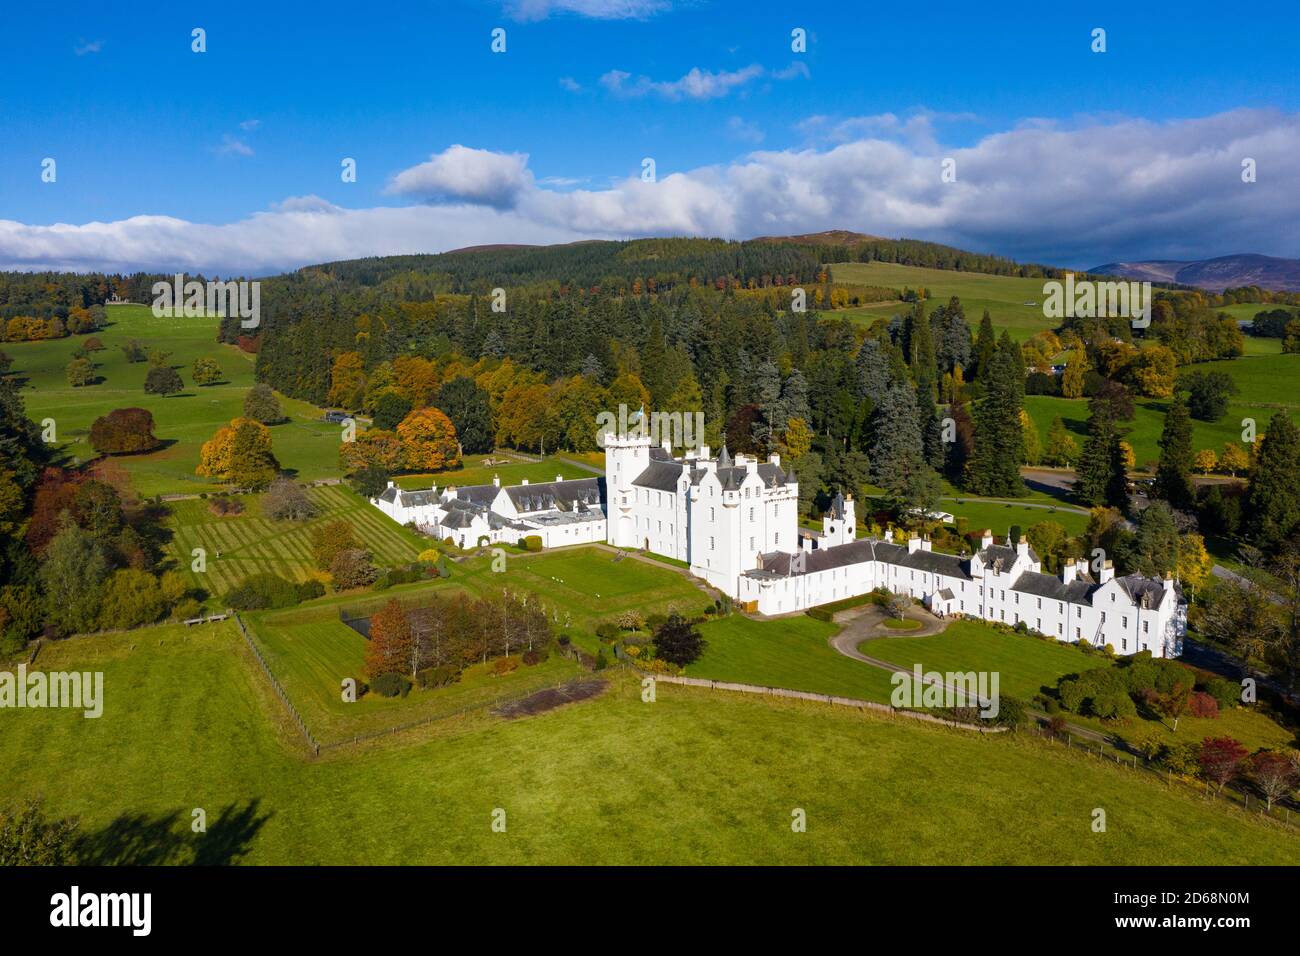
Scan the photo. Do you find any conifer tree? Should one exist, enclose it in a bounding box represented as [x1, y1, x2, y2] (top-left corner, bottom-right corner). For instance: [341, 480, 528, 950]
[869, 382, 939, 514]
[968, 348, 1025, 495]
[1075, 401, 1129, 508]
[1245, 412, 1300, 549]
[972, 310, 996, 380]
[1154, 396, 1195, 511]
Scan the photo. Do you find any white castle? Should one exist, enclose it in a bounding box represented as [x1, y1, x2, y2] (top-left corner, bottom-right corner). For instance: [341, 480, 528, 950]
[372, 425, 1186, 658]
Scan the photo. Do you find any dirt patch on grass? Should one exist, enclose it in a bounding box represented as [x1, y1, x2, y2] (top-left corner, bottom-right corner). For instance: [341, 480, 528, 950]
[492, 678, 607, 719]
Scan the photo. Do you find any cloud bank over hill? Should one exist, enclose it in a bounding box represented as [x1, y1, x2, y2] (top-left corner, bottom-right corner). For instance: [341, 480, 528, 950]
[1, 108, 1296, 276]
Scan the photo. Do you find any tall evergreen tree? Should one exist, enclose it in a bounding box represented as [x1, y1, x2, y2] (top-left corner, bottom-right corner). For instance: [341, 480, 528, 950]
[854, 337, 890, 407]
[1133, 501, 1179, 577]
[869, 382, 939, 514]
[1075, 401, 1129, 508]
[1245, 412, 1300, 549]
[909, 301, 938, 401]
[1154, 396, 1195, 511]
[972, 310, 996, 380]
[967, 348, 1026, 496]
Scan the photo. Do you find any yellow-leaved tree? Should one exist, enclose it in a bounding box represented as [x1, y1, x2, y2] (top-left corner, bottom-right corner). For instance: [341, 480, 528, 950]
[396, 407, 460, 471]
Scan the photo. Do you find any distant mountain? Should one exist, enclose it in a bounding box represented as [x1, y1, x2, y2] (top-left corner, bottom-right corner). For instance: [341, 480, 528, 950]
[1089, 253, 1300, 292]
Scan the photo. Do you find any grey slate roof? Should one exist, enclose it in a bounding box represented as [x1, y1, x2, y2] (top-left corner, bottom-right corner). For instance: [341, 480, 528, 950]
[398, 489, 440, 507]
[503, 477, 604, 513]
[632, 460, 688, 492]
[977, 543, 1041, 569]
[1010, 570, 1096, 604]
[454, 484, 501, 507]
[1117, 575, 1166, 608]
[377, 486, 399, 503]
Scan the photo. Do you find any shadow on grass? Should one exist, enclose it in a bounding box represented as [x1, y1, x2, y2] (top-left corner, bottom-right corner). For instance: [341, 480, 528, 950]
[75, 799, 271, 865]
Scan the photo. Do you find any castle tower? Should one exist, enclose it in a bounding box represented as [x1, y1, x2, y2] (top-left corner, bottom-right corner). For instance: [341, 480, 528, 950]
[605, 409, 652, 548]
[822, 492, 856, 547]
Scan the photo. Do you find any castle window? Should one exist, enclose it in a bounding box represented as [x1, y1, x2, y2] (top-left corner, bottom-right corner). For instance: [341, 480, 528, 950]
[1122, 616, 1128, 628]
[1143, 621, 1149, 634]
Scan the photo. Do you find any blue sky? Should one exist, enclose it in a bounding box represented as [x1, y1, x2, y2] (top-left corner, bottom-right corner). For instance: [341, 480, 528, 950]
[1, 0, 1297, 274]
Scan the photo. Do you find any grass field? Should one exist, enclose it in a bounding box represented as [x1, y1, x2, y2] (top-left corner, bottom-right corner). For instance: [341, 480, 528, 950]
[7, 304, 340, 496]
[1025, 361, 1300, 469]
[831, 261, 1060, 341]
[394, 453, 598, 490]
[941, 497, 1091, 537]
[688, 613, 899, 702]
[165, 484, 427, 601]
[247, 604, 582, 745]
[864, 622, 1296, 751]
[4, 623, 1297, 864]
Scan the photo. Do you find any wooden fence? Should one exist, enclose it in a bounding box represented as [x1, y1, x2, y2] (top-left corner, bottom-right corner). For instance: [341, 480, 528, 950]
[231, 612, 321, 755]
[641, 671, 1007, 733]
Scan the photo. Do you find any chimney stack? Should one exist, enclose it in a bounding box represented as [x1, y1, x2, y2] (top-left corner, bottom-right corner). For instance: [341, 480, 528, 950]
[1099, 560, 1114, 584]
[770, 453, 781, 467]
[908, 533, 922, 554]
[980, 529, 993, 549]
[1062, 559, 1077, 584]
[492, 474, 500, 487]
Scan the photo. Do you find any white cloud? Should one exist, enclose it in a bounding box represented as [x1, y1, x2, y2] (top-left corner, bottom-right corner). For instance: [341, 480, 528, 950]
[504, 0, 669, 21]
[726, 116, 764, 144]
[559, 76, 582, 92]
[74, 39, 103, 56]
[597, 62, 810, 101]
[240, 119, 262, 131]
[4, 109, 1298, 274]
[215, 135, 254, 157]
[386, 144, 532, 208]
[600, 63, 782, 100]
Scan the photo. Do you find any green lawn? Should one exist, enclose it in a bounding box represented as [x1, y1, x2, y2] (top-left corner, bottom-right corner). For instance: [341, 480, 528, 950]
[941, 497, 1090, 537]
[864, 621, 1296, 751]
[8, 304, 340, 496]
[866, 619, 1103, 700]
[4, 622, 1297, 864]
[831, 261, 1061, 341]
[165, 483, 427, 601]
[688, 613, 898, 703]
[395, 454, 596, 490]
[246, 604, 582, 745]
[1024, 393, 1284, 471]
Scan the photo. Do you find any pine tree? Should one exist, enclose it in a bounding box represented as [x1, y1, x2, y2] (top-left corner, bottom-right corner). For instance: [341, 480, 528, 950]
[968, 348, 1025, 495]
[1134, 501, 1179, 577]
[869, 382, 939, 514]
[1245, 412, 1300, 549]
[854, 337, 890, 406]
[1154, 396, 1195, 511]
[909, 301, 937, 401]
[1075, 402, 1129, 508]
[972, 310, 996, 380]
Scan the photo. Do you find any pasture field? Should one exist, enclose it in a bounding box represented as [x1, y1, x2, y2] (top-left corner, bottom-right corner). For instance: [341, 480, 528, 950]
[165, 484, 426, 601]
[7, 304, 340, 496]
[394, 453, 596, 490]
[831, 261, 1060, 340]
[4, 623, 1297, 864]
[864, 622, 1295, 752]
[1023, 391, 1296, 471]
[246, 603, 581, 745]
